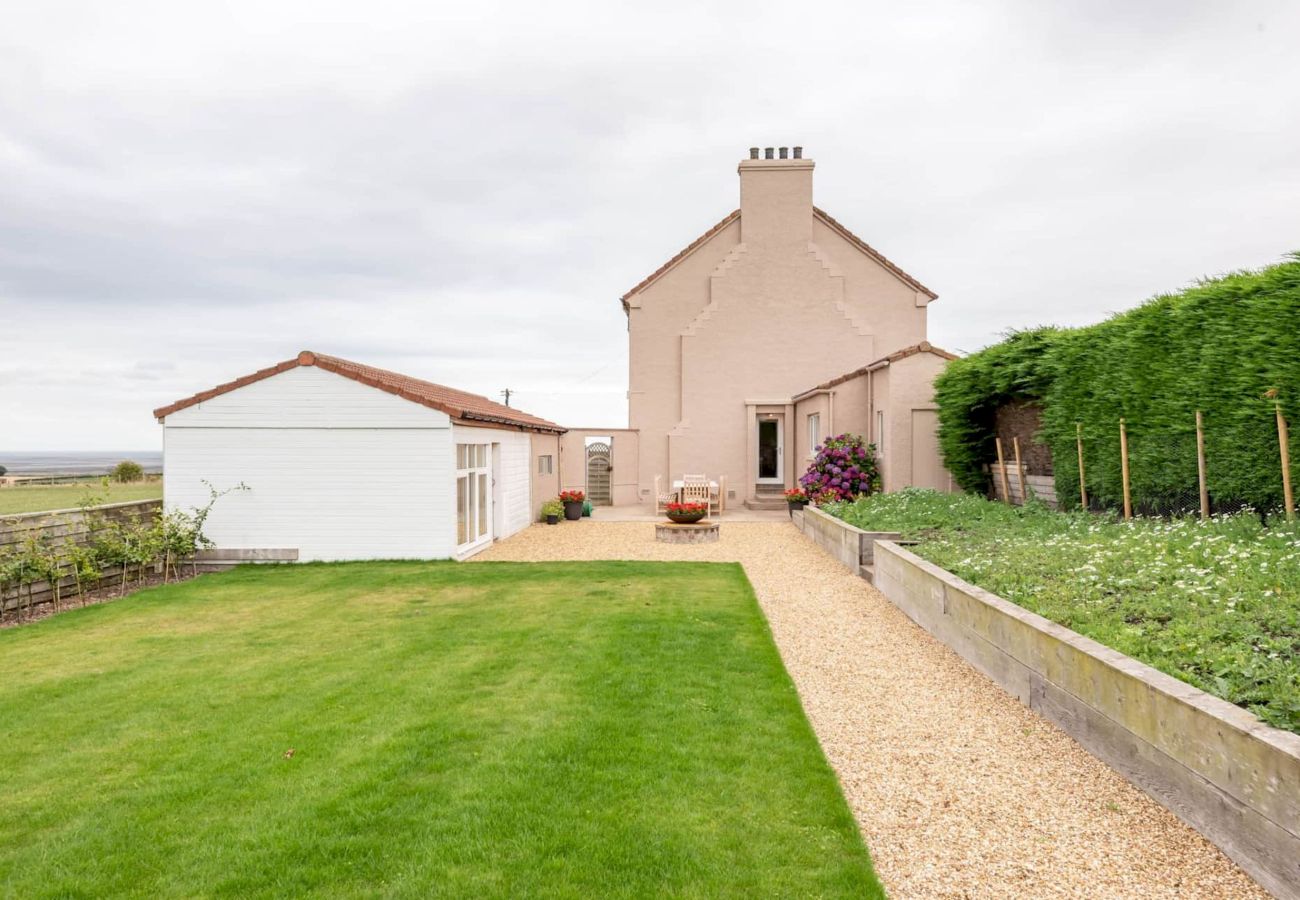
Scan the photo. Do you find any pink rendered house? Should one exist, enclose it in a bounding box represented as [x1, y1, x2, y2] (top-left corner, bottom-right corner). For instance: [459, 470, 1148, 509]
[562, 147, 958, 508]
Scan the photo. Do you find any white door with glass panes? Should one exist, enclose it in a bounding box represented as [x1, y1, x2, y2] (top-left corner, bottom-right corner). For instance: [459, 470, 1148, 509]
[455, 443, 492, 553]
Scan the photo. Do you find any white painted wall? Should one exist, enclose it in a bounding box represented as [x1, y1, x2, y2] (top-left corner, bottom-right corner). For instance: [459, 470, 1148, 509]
[452, 424, 532, 548]
[163, 366, 457, 561]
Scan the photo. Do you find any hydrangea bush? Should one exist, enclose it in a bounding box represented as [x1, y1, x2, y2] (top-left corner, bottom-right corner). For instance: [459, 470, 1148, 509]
[799, 433, 881, 503]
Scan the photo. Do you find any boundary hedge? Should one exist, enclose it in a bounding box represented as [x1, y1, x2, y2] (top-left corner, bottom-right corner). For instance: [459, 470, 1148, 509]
[935, 254, 1300, 511]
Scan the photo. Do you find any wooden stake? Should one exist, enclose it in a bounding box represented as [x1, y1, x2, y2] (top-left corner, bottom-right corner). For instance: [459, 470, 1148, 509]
[1119, 418, 1132, 521]
[1195, 410, 1209, 520]
[1075, 422, 1088, 510]
[1277, 399, 1295, 521]
[995, 437, 1012, 504]
[1013, 436, 1032, 503]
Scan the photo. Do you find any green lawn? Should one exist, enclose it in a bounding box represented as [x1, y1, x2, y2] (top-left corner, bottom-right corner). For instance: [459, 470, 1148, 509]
[829, 489, 1300, 733]
[0, 480, 162, 515]
[0, 561, 881, 898]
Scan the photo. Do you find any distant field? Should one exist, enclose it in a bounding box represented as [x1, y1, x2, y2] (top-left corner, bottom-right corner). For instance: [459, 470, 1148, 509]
[0, 481, 162, 516]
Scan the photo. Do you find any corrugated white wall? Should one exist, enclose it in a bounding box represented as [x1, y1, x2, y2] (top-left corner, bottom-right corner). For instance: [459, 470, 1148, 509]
[163, 366, 456, 561]
[452, 424, 532, 546]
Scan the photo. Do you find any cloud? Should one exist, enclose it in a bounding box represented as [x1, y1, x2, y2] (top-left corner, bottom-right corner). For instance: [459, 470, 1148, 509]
[2, 0, 1299, 448]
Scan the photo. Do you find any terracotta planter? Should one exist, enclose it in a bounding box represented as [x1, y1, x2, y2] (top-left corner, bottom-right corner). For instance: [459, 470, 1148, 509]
[563, 500, 583, 521]
[666, 511, 707, 524]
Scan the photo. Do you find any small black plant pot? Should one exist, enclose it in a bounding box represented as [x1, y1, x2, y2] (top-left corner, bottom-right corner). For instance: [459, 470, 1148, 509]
[563, 501, 583, 521]
[545, 514, 559, 525]
[787, 499, 808, 517]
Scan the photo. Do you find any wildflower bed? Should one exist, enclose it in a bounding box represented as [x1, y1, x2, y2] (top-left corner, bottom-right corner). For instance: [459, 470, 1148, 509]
[826, 490, 1300, 734]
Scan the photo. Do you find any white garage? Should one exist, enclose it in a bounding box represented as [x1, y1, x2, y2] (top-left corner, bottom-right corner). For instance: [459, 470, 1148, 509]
[154, 351, 565, 561]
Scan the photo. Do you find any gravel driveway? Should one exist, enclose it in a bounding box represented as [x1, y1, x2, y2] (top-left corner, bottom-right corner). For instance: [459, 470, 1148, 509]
[473, 520, 1266, 899]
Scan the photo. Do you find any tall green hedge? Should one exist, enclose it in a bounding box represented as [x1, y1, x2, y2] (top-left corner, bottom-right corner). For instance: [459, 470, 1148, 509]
[935, 254, 1300, 512]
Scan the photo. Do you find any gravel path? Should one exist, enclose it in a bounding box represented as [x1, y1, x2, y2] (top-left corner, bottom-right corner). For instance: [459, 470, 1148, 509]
[473, 520, 1266, 899]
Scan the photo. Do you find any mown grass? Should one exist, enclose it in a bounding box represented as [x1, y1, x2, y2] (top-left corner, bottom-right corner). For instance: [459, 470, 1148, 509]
[0, 560, 881, 898]
[0, 480, 161, 515]
[830, 489, 1300, 733]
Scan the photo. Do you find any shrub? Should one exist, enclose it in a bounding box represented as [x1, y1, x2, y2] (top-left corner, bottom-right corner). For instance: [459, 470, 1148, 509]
[934, 255, 1300, 512]
[541, 500, 564, 519]
[111, 460, 144, 483]
[0, 464, 7, 476]
[798, 434, 880, 502]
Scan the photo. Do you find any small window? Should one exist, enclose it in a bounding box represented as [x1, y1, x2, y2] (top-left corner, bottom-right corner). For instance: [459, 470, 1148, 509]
[538, 455, 553, 475]
[807, 413, 820, 454]
[876, 411, 885, 456]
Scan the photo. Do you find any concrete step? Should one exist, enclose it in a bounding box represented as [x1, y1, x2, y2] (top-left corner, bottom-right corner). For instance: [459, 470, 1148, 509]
[744, 496, 787, 511]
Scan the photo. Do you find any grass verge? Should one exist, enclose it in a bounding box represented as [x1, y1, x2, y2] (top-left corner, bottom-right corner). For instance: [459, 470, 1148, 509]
[829, 489, 1300, 733]
[0, 480, 161, 515]
[0, 560, 881, 898]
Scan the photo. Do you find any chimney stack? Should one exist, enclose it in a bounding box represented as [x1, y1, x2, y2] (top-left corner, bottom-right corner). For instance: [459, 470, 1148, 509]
[737, 144, 813, 245]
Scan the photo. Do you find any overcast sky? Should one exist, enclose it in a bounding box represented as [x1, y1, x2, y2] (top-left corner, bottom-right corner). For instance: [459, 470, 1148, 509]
[2, 0, 1298, 452]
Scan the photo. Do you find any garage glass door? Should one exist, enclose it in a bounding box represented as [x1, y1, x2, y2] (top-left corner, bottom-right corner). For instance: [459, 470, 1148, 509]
[456, 443, 491, 552]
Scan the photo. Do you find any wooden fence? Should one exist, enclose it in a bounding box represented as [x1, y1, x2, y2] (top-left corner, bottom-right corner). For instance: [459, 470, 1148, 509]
[0, 499, 162, 614]
[986, 465, 1058, 509]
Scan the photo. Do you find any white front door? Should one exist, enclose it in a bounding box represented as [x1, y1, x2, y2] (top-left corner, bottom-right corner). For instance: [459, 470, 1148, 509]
[455, 442, 493, 554]
[757, 418, 784, 484]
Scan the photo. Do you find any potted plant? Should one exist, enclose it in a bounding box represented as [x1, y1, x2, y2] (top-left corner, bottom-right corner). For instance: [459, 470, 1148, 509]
[664, 500, 708, 524]
[783, 487, 809, 516]
[559, 490, 585, 521]
[541, 500, 564, 525]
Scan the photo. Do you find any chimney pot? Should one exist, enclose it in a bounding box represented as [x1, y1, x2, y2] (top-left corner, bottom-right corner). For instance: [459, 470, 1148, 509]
[749, 147, 759, 159]
[764, 147, 774, 159]
[793, 146, 803, 159]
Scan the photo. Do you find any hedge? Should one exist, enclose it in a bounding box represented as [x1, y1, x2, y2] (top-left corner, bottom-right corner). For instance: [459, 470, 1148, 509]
[935, 254, 1300, 512]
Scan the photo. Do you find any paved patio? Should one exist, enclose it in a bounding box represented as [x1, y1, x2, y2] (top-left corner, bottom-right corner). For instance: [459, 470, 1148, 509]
[474, 519, 1264, 899]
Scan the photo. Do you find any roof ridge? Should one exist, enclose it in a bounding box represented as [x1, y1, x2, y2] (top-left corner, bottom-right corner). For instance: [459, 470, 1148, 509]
[154, 351, 566, 433]
[794, 341, 959, 396]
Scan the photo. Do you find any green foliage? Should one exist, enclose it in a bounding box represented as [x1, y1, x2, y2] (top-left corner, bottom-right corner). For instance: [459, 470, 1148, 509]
[827, 486, 1046, 537]
[0, 562, 883, 896]
[798, 433, 881, 502]
[540, 499, 564, 519]
[828, 490, 1300, 733]
[933, 327, 1062, 493]
[111, 460, 144, 483]
[934, 255, 1300, 511]
[1, 480, 247, 623]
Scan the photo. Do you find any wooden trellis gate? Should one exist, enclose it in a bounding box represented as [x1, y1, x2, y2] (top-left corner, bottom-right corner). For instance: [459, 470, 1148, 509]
[586, 442, 612, 506]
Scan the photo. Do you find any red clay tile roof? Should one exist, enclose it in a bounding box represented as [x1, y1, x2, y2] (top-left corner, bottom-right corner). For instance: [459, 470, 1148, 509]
[153, 351, 566, 433]
[618, 206, 938, 310]
[795, 341, 959, 396]
[620, 210, 740, 310]
[812, 208, 938, 300]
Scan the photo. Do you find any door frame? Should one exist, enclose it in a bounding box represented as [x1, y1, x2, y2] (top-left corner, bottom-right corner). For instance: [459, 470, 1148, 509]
[756, 416, 784, 485]
[455, 441, 494, 556]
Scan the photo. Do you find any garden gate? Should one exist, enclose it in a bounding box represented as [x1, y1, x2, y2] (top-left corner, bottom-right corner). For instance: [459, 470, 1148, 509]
[585, 442, 612, 506]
